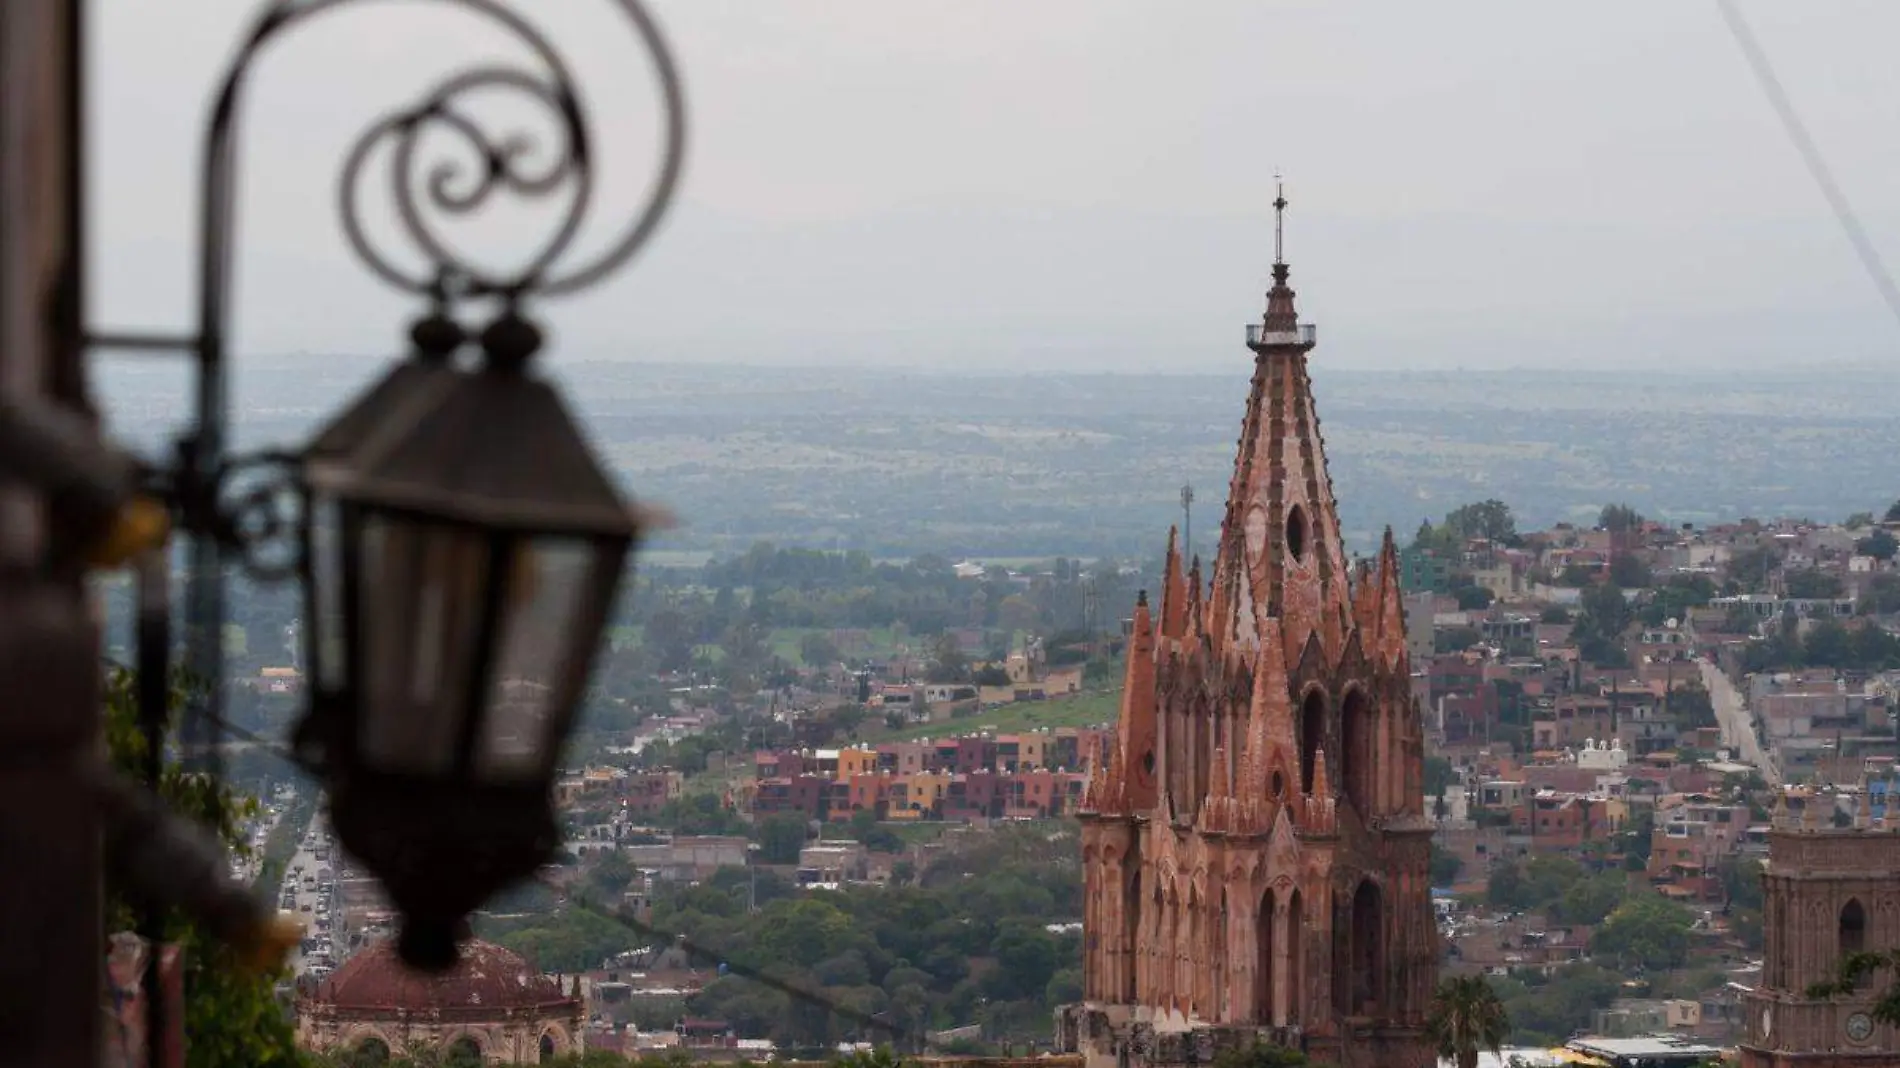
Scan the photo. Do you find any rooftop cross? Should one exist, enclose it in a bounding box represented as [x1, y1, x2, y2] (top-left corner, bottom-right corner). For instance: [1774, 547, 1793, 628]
[1273, 173, 1288, 265]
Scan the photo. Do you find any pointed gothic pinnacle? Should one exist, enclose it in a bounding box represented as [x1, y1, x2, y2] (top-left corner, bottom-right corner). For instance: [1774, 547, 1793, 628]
[1161, 530, 1187, 640]
[1244, 620, 1289, 792]
[1114, 590, 1158, 813]
[1203, 744, 1232, 833]
[1311, 746, 1333, 799]
[1858, 786, 1874, 829]
[1101, 738, 1127, 814]
[1210, 744, 1231, 799]
[1771, 790, 1790, 830]
[1080, 734, 1104, 812]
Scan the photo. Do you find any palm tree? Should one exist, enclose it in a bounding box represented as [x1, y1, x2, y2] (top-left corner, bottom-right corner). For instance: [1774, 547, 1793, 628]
[1427, 974, 1509, 1068]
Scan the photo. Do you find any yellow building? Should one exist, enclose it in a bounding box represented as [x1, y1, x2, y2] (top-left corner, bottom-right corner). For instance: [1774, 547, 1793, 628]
[888, 771, 952, 820]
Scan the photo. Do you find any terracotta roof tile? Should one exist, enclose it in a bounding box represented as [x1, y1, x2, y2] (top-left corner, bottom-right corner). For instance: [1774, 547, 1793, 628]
[307, 939, 577, 1013]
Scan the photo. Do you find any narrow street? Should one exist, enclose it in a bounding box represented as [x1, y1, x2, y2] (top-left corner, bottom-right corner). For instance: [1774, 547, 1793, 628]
[229, 800, 281, 888]
[279, 811, 347, 981]
[1700, 657, 1780, 785]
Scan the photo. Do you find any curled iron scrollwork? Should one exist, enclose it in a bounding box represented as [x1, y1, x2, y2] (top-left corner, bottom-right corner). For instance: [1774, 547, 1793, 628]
[168, 0, 688, 576]
[241, 0, 685, 312]
[212, 451, 306, 582]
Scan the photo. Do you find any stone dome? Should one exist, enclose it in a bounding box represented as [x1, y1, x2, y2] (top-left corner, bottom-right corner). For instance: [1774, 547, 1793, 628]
[309, 939, 574, 1014]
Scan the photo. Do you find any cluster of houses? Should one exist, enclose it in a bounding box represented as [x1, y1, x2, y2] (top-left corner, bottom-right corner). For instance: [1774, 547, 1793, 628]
[522, 512, 1900, 1055]
[743, 727, 1109, 823]
[1408, 512, 1900, 1050]
[854, 635, 1088, 719]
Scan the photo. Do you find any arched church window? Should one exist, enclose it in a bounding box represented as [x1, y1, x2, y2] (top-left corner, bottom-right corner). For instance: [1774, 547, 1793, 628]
[1285, 889, 1304, 1026]
[1124, 870, 1141, 1002]
[1256, 888, 1276, 1023]
[445, 1036, 483, 1068]
[1842, 898, 1868, 957]
[1216, 888, 1230, 1018]
[1299, 689, 1325, 794]
[1286, 506, 1308, 563]
[1340, 689, 1372, 816]
[540, 1031, 558, 1062]
[1336, 880, 1383, 1017]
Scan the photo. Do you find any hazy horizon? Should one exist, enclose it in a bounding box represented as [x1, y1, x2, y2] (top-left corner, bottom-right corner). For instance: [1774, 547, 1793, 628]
[94, 2, 1900, 373]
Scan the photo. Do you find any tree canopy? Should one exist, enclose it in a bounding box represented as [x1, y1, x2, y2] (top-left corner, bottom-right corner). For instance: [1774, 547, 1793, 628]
[1598, 503, 1646, 533]
[1859, 529, 1900, 562]
[654, 823, 1080, 1050]
[102, 669, 303, 1068]
[1445, 500, 1520, 545]
[1591, 893, 1695, 971]
[1428, 975, 1509, 1068]
[1414, 500, 1521, 553]
[1571, 582, 1633, 665]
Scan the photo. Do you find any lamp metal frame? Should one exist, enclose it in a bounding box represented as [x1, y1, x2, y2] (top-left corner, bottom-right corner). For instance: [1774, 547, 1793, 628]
[82, 0, 687, 1060]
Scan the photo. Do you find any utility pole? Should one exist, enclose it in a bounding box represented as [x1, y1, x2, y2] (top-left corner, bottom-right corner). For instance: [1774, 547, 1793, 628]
[1180, 483, 1195, 563]
[1609, 671, 1620, 745]
[1083, 575, 1101, 659]
[0, 2, 104, 1063]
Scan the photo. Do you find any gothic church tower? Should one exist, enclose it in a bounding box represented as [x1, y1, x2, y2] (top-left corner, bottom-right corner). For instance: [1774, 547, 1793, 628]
[1741, 790, 1900, 1067]
[1059, 189, 1437, 1068]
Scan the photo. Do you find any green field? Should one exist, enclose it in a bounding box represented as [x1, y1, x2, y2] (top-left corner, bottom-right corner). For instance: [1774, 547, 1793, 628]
[874, 687, 1123, 742]
[818, 820, 956, 846]
[607, 624, 914, 663]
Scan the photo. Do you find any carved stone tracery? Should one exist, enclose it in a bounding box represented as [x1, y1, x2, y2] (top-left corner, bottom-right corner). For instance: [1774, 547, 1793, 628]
[1067, 239, 1434, 1068]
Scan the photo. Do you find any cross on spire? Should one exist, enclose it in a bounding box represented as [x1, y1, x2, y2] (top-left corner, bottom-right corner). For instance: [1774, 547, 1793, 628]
[1273, 174, 1288, 266]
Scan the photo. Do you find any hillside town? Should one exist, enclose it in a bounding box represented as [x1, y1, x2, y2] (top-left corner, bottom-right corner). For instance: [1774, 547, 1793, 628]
[20, 4, 1900, 1064]
[241, 493, 1900, 1064]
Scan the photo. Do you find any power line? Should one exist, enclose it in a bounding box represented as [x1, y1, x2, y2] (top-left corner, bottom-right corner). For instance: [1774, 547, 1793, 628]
[550, 886, 909, 1044]
[1717, 0, 1900, 333]
[102, 656, 303, 766]
[100, 668, 907, 1045]
[103, 659, 905, 1043]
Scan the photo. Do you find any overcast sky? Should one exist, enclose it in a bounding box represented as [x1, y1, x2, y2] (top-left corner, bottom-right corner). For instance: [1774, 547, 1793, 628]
[91, 2, 1900, 374]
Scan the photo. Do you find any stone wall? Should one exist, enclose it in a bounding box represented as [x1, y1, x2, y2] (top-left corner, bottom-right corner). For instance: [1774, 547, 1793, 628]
[1056, 1003, 1302, 1068]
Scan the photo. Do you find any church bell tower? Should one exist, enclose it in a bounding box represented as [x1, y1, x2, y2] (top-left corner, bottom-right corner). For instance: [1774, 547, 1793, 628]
[1059, 185, 1437, 1068]
[1742, 790, 1900, 1067]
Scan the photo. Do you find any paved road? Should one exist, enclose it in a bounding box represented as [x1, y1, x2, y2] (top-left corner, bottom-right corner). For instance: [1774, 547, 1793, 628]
[232, 792, 293, 887]
[280, 816, 346, 979]
[1700, 658, 1780, 785]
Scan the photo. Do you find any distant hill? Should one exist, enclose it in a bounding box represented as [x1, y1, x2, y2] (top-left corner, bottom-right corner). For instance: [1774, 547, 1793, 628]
[94, 359, 1900, 562]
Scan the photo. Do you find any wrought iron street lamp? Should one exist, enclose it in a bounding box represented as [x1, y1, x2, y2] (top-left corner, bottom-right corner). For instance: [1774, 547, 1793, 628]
[86, 0, 687, 974]
[305, 311, 646, 968]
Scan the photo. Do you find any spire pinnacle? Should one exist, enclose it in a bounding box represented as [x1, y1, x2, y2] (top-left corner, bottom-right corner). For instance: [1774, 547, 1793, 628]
[1273, 174, 1288, 266]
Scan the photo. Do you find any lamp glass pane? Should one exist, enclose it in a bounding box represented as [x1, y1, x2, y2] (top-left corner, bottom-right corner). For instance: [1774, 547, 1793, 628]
[476, 537, 601, 780]
[357, 513, 493, 774]
[310, 497, 346, 692]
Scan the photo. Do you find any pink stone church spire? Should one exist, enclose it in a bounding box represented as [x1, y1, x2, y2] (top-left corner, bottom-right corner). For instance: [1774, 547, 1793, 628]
[1065, 194, 1436, 1068]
